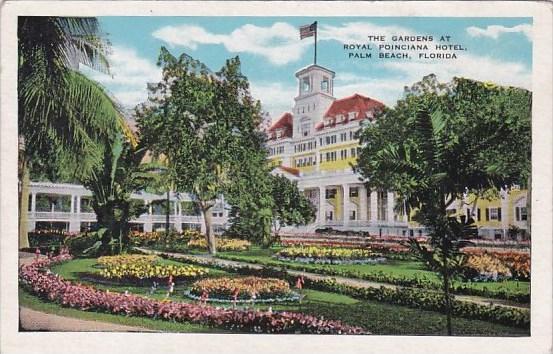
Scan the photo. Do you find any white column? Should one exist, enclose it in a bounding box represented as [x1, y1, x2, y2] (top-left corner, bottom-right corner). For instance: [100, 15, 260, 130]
[387, 191, 395, 223]
[500, 187, 509, 238]
[318, 186, 326, 224]
[76, 196, 81, 214]
[359, 185, 368, 221]
[70, 195, 75, 214]
[342, 184, 350, 226]
[31, 192, 37, 212]
[370, 191, 378, 222]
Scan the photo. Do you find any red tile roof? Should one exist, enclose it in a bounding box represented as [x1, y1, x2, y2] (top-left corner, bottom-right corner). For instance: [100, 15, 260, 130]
[317, 94, 385, 131]
[268, 112, 293, 140]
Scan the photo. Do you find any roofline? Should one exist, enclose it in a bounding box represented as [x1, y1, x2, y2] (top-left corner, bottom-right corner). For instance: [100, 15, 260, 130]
[323, 93, 385, 118]
[295, 64, 336, 78]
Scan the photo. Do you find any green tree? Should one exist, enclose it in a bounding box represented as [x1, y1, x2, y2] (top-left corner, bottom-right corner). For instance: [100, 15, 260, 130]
[269, 174, 316, 241]
[354, 75, 531, 335]
[137, 48, 267, 255]
[78, 134, 160, 255]
[225, 156, 275, 247]
[18, 17, 125, 248]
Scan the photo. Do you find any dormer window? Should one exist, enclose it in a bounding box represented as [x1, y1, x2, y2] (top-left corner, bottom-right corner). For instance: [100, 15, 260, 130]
[276, 129, 283, 139]
[348, 112, 356, 120]
[337, 114, 344, 123]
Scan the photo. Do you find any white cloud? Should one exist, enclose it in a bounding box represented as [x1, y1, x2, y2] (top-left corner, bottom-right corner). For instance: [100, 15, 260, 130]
[80, 45, 162, 108]
[466, 24, 532, 41]
[319, 21, 416, 43]
[152, 22, 310, 65]
[249, 81, 296, 119]
[382, 54, 531, 93]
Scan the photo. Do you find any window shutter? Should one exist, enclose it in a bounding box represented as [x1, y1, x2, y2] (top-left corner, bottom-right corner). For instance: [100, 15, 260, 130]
[485, 208, 489, 221]
[515, 207, 520, 221]
[497, 208, 502, 221]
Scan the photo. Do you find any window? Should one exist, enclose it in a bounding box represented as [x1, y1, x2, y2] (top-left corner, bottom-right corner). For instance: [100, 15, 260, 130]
[351, 147, 357, 157]
[515, 207, 528, 221]
[486, 207, 502, 221]
[302, 77, 310, 92]
[349, 210, 356, 221]
[348, 112, 356, 120]
[325, 189, 337, 199]
[301, 122, 310, 137]
[321, 77, 329, 92]
[349, 131, 353, 140]
[349, 187, 359, 198]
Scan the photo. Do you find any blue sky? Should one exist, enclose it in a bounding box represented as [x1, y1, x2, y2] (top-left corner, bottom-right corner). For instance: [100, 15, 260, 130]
[83, 17, 532, 120]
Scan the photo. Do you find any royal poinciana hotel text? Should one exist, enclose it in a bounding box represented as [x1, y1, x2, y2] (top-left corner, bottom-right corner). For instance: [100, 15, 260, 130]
[26, 63, 529, 240]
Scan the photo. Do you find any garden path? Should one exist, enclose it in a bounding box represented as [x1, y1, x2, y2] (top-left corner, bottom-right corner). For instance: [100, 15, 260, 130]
[135, 248, 529, 310]
[19, 307, 158, 332]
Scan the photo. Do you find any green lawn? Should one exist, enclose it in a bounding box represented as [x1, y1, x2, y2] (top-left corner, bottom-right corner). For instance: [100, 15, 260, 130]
[24, 257, 530, 336]
[214, 246, 530, 295]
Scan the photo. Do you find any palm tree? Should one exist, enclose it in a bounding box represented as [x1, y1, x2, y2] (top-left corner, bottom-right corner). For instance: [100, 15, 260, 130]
[18, 17, 126, 248]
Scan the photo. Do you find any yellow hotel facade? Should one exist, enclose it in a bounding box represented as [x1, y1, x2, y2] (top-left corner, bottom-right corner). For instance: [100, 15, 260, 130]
[266, 64, 529, 240]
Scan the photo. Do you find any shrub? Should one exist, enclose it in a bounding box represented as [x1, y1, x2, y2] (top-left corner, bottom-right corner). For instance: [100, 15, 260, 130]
[65, 232, 101, 257]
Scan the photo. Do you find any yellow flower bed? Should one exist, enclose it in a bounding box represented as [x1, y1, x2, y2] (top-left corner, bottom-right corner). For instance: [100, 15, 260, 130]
[99, 262, 208, 281]
[276, 246, 374, 260]
[97, 254, 159, 267]
[187, 238, 251, 252]
[190, 276, 290, 299]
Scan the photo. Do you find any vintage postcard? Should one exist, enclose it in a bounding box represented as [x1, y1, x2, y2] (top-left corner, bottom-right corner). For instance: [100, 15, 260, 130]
[1, 1, 551, 354]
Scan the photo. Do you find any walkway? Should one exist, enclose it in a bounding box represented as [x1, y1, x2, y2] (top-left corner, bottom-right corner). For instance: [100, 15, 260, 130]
[19, 307, 157, 332]
[136, 248, 529, 310]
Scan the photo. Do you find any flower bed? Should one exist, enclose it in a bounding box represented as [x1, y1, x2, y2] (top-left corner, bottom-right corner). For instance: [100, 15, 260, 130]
[275, 246, 383, 264]
[463, 248, 530, 281]
[98, 262, 208, 282]
[187, 238, 251, 252]
[188, 276, 296, 302]
[19, 254, 366, 335]
[462, 254, 512, 281]
[97, 254, 160, 267]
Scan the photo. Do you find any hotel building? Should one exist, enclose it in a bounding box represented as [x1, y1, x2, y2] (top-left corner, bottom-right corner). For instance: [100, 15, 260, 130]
[266, 64, 529, 239]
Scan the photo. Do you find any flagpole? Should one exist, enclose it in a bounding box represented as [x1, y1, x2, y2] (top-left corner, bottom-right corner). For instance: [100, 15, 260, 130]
[314, 21, 318, 65]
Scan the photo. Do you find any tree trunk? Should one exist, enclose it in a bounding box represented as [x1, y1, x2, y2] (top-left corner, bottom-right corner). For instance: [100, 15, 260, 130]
[165, 189, 170, 238]
[443, 271, 453, 336]
[201, 204, 216, 255]
[19, 155, 30, 249]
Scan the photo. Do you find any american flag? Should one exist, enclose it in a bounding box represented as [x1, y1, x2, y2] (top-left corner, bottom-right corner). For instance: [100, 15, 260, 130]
[299, 22, 317, 39]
